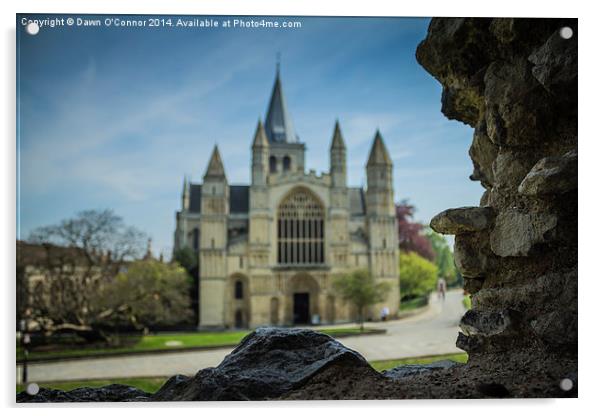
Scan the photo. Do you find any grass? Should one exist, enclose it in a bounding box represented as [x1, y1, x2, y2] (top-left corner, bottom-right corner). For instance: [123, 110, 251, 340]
[399, 296, 428, 313]
[17, 327, 380, 361]
[370, 352, 469, 372]
[463, 295, 471, 310]
[17, 352, 469, 394]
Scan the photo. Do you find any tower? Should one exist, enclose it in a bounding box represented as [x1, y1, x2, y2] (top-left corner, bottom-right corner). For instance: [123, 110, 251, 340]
[264, 68, 305, 174]
[329, 121, 350, 267]
[365, 131, 399, 316]
[199, 145, 229, 327]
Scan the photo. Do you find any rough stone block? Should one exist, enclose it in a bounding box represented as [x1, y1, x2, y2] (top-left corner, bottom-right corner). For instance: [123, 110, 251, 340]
[431, 207, 494, 235]
[490, 210, 557, 257]
[518, 149, 577, 196]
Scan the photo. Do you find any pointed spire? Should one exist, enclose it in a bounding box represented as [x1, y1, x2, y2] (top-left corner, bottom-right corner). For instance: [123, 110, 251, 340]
[330, 120, 346, 150]
[367, 130, 392, 166]
[204, 145, 226, 179]
[252, 119, 269, 148]
[182, 176, 190, 210]
[264, 67, 298, 144]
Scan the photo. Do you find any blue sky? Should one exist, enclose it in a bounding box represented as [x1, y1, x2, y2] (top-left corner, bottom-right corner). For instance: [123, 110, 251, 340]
[17, 15, 483, 257]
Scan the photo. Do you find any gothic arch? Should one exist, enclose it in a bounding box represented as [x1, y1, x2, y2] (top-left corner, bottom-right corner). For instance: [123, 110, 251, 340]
[284, 273, 321, 324]
[277, 187, 325, 265]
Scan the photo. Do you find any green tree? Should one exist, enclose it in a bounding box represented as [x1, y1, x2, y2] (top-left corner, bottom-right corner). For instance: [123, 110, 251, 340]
[101, 259, 194, 330]
[398, 252, 438, 301]
[333, 269, 391, 331]
[425, 228, 457, 285]
[172, 246, 198, 275]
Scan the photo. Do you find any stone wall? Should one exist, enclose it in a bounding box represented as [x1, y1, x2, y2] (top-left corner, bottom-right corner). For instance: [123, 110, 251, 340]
[421, 17, 577, 388]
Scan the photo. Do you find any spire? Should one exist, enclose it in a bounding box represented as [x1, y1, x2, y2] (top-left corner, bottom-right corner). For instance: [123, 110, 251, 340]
[182, 176, 190, 210]
[264, 67, 298, 144]
[204, 145, 226, 179]
[367, 130, 392, 166]
[330, 120, 346, 150]
[252, 119, 269, 148]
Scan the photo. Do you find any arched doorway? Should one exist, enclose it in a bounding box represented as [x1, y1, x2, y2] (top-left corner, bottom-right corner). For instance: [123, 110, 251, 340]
[286, 273, 320, 325]
[234, 309, 244, 328]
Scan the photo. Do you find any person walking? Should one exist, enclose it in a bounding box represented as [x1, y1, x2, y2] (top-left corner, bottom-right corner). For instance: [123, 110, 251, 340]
[437, 277, 447, 300]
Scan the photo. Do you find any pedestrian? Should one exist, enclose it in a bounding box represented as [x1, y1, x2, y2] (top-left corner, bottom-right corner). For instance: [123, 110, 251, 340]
[437, 277, 447, 300]
[380, 306, 389, 321]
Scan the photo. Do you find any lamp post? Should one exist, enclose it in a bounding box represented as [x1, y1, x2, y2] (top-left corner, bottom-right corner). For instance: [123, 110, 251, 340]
[19, 319, 30, 385]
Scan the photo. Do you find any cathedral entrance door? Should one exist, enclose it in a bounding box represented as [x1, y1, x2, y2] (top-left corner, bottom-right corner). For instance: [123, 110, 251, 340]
[293, 293, 310, 324]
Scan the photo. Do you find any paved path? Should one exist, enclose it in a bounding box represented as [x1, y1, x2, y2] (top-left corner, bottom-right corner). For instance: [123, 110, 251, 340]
[19, 290, 465, 382]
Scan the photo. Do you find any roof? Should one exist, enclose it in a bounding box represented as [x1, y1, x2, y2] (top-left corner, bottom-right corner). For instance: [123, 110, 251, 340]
[264, 71, 298, 144]
[186, 184, 249, 214]
[330, 121, 346, 150]
[204, 146, 226, 179]
[348, 187, 366, 216]
[252, 120, 269, 148]
[186, 184, 366, 216]
[189, 184, 202, 213]
[367, 131, 393, 166]
[229, 186, 250, 213]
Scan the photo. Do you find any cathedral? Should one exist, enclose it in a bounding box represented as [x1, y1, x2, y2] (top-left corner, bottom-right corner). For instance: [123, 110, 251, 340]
[173, 69, 400, 328]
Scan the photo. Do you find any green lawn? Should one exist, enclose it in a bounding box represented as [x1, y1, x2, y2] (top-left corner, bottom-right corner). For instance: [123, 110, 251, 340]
[399, 296, 428, 313]
[17, 327, 380, 361]
[17, 352, 469, 394]
[463, 295, 471, 310]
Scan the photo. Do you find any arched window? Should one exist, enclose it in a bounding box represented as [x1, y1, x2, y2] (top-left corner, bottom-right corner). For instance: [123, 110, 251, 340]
[234, 280, 243, 299]
[277, 189, 324, 265]
[269, 156, 277, 173]
[283, 155, 291, 172]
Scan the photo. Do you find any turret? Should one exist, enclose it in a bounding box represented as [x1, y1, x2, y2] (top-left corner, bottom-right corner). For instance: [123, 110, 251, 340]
[202, 145, 229, 215]
[365, 130, 399, 318]
[366, 130, 394, 216]
[199, 145, 229, 328]
[329, 120, 347, 188]
[251, 120, 269, 186]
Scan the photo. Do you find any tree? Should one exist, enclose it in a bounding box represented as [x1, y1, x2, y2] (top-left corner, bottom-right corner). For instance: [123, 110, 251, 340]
[173, 246, 198, 273]
[333, 269, 391, 330]
[100, 260, 193, 329]
[398, 252, 438, 301]
[425, 228, 458, 285]
[23, 209, 147, 342]
[172, 246, 199, 323]
[396, 200, 435, 261]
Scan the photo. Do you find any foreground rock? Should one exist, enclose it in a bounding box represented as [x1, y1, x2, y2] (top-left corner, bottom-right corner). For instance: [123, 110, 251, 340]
[152, 328, 378, 400]
[17, 384, 151, 403]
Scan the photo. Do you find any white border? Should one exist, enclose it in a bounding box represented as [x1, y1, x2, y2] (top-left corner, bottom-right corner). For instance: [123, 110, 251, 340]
[2, 1, 599, 415]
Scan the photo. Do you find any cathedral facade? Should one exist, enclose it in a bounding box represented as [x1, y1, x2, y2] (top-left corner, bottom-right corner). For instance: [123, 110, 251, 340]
[173, 70, 400, 328]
